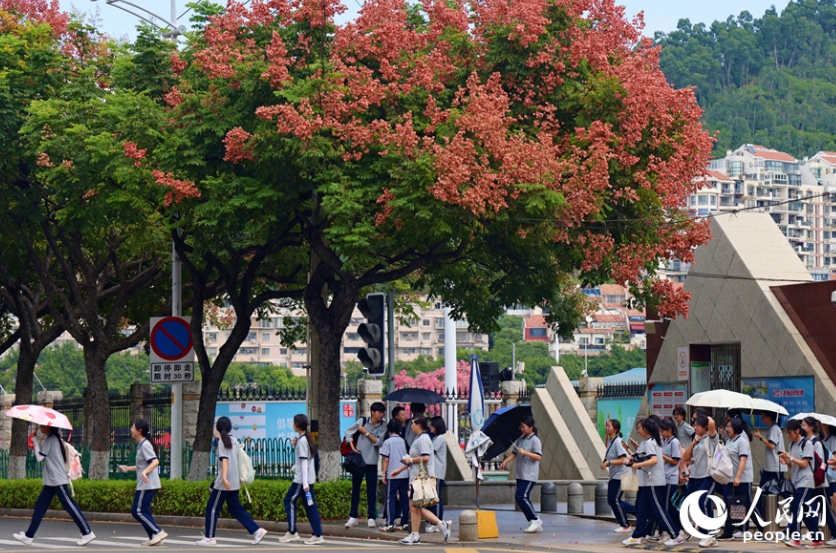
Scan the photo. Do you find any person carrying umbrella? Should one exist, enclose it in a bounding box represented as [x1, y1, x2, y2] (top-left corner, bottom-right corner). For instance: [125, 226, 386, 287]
[499, 415, 543, 533]
[13, 425, 96, 547]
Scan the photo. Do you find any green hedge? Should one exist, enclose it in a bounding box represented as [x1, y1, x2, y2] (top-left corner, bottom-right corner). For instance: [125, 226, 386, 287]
[0, 480, 369, 522]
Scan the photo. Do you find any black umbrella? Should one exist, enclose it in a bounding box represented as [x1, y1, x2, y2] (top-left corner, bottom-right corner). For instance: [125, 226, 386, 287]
[385, 388, 447, 404]
[481, 404, 532, 461]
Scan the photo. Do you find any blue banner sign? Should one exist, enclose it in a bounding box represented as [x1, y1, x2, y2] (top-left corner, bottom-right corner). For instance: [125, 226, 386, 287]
[215, 401, 358, 441]
[742, 376, 815, 427]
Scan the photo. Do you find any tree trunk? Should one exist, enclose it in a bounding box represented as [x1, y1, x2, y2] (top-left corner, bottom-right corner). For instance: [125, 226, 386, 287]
[316, 327, 344, 481]
[186, 368, 227, 481]
[306, 283, 358, 481]
[8, 347, 36, 480]
[83, 346, 111, 480]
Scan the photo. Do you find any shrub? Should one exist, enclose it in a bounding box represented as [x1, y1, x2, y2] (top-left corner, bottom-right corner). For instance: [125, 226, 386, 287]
[0, 479, 368, 522]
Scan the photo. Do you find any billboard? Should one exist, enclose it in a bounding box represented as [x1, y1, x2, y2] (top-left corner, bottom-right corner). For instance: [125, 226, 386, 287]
[742, 376, 815, 427]
[215, 400, 358, 440]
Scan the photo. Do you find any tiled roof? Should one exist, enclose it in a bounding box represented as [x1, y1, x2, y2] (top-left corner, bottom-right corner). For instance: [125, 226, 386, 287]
[813, 152, 836, 165]
[705, 170, 735, 182]
[743, 144, 797, 163]
[599, 284, 628, 296]
[524, 315, 547, 328]
[594, 314, 626, 324]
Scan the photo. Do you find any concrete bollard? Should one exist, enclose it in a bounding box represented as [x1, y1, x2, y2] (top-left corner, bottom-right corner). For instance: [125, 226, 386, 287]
[568, 482, 584, 515]
[763, 494, 778, 534]
[458, 510, 479, 542]
[541, 481, 557, 513]
[595, 482, 611, 516]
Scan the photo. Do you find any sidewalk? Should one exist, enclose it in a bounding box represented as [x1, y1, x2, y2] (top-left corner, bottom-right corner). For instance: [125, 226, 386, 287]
[0, 505, 817, 552]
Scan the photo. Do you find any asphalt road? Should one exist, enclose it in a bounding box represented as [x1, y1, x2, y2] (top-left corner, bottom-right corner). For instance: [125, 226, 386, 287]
[0, 519, 522, 553]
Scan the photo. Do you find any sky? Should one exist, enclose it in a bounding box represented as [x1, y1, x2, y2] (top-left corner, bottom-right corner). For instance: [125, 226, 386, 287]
[59, 0, 785, 42]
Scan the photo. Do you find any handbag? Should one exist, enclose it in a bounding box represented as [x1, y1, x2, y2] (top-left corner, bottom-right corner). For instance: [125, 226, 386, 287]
[729, 495, 748, 521]
[410, 458, 439, 508]
[705, 438, 733, 485]
[341, 451, 366, 475]
[621, 471, 639, 493]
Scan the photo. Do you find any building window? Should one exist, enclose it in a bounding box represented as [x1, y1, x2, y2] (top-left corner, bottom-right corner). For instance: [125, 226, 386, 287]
[435, 318, 445, 328]
[594, 337, 605, 345]
[207, 333, 218, 343]
[698, 195, 709, 205]
[247, 332, 257, 343]
[404, 318, 418, 327]
[422, 319, 431, 326]
[292, 348, 307, 355]
[420, 348, 433, 356]
[400, 332, 417, 341]
[422, 332, 431, 341]
[456, 332, 470, 342]
[240, 347, 258, 355]
[261, 348, 270, 356]
[261, 333, 270, 342]
[437, 347, 444, 357]
[208, 347, 218, 355]
[346, 332, 360, 341]
[343, 347, 361, 354]
[291, 362, 305, 369]
[280, 348, 288, 355]
[529, 328, 547, 337]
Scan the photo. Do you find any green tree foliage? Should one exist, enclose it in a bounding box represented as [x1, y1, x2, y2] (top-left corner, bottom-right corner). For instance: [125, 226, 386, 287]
[656, 0, 836, 157]
[221, 362, 306, 390]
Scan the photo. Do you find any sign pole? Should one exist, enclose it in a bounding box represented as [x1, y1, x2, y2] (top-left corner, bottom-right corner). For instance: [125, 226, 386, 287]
[171, 240, 183, 479]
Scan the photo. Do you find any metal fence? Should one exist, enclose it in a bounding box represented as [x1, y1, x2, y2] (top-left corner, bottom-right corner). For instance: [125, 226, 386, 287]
[597, 382, 646, 398]
[0, 439, 334, 481]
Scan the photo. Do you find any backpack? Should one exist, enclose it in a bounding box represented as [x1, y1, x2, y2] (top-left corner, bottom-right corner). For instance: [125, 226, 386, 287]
[704, 437, 733, 485]
[238, 441, 255, 485]
[810, 439, 826, 487]
[340, 417, 367, 457]
[64, 442, 83, 481]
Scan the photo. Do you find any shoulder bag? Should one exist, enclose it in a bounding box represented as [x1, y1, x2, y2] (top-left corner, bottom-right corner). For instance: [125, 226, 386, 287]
[410, 458, 439, 508]
[620, 470, 639, 493]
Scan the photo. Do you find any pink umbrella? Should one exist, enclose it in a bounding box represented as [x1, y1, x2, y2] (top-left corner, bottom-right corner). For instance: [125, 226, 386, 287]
[5, 405, 72, 430]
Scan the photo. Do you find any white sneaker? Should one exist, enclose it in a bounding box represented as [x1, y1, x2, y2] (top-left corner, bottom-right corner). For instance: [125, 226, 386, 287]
[664, 532, 687, 546]
[148, 531, 167, 546]
[345, 517, 358, 528]
[622, 537, 642, 545]
[13, 532, 33, 546]
[732, 531, 743, 539]
[698, 536, 718, 548]
[304, 536, 325, 546]
[614, 526, 632, 533]
[367, 518, 376, 528]
[439, 520, 450, 543]
[195, 537, 216, 546]
[399, 533, 420, 546]
[77, 533, 96, 546]
[827, 539, 836, 546]
[523, 519, 543, 533]
[279, 532, 300, 543]
[251, 528, 267, 545]
[425, 524, 438, 533]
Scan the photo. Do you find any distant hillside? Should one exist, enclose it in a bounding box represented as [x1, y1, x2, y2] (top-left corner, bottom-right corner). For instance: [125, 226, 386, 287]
[655, 0, 836, 158]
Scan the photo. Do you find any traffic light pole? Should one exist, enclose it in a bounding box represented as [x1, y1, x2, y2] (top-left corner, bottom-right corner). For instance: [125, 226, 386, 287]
[386, 290, 395, 405]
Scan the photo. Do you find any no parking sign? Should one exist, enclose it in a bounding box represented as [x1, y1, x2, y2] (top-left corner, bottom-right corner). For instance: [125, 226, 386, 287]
[149, 317, 195, 383]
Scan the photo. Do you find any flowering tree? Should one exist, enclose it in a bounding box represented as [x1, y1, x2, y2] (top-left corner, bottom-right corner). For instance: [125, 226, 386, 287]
[19, 0, 713, 478]
[394, 360, 472, 394]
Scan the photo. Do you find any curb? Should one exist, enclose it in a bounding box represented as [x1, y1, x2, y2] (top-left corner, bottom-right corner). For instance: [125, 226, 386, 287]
[0, 509, 440, 544]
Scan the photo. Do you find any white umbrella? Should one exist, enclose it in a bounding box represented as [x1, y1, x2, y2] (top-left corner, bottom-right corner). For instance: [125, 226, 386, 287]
[750, 398, 789, 416]
[685, 390, 754, 410]
[790, 412, 836, 427]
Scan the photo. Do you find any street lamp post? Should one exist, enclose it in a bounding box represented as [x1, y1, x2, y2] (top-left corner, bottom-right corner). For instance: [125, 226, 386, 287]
[93, 0, 186, 478]
[583, 316, 593, 377]
[91, 0, 186, 38]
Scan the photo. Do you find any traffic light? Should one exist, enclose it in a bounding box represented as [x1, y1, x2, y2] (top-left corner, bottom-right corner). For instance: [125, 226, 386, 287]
[357, 292, 386, 375]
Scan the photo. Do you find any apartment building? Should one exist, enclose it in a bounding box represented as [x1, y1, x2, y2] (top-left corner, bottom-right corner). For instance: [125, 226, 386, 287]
[695, 144, 836, 281]
[202, 300, 488, 376]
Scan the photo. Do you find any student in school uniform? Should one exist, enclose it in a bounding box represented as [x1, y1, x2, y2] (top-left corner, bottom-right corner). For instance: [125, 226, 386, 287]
[716, 417, 759, 542]
[599, 419, 631, 533]
[14, 427, 95, 547]
[499, 415, 543, 534]
[822, 422, 836, 531]
[196, 417, 267, 546]
[279, 414, 324, 546]
[424, 416, 449, 533]
[802, 416, 836, 547]
[658, 418, 683, 534]
[380, 419, 409, 532]
[681, 414, 719, 547]
[779, 419, 819, 548]
[118, 419, 167, 546]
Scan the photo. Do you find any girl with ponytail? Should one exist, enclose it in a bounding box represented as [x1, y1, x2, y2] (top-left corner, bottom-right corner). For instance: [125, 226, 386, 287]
[13, 427, 95, 547]
[197, 417, 266, 546]
[118, 419, 167, 545]
[280, 414, 324, 545]
[600, 419, 631, 533]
